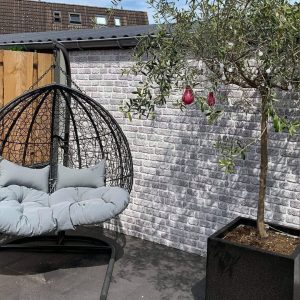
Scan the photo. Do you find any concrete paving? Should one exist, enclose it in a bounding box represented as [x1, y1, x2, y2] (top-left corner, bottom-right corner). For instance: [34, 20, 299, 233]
[0, 227, 206, 300]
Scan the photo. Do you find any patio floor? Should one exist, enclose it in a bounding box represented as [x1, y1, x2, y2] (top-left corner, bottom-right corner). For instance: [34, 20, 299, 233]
[0, 227, 206, 300]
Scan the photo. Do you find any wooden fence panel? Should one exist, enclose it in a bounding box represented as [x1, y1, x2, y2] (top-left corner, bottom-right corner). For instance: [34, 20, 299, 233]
[0, 52, 3, 107]
[0, 50, 54, 165]
[0, 50, 54, 106]
[37, 53, 54, 87]
[3, 51, 33, 105]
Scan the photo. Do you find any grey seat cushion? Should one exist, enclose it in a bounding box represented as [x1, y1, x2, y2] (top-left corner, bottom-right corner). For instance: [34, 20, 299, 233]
[0, 185, 56, 236]
[0, 185, 129, 236]
[50, 186, 129, 230]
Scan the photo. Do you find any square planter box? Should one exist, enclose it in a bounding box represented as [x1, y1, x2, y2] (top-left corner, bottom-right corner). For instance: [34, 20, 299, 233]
[205, 217, 300, 300]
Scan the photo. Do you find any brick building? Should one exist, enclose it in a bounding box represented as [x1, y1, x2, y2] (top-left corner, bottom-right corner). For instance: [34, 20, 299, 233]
[0, 0, 148, 34]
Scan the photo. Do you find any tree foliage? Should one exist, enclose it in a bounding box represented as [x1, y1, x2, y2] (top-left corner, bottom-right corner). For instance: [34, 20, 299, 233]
[121, 1, 299, 115]
[116, 0, 300, 237]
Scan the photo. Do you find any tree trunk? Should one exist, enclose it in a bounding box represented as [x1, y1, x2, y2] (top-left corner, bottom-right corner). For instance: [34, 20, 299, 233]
[257, 92, 268, 238]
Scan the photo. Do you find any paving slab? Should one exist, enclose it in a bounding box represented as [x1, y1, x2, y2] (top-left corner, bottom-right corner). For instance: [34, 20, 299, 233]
[0, 227, 206, 300]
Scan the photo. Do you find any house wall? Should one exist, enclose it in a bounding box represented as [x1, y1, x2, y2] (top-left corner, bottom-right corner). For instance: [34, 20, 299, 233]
[0, 0, 148, 34]
[70, 49, 300, 256]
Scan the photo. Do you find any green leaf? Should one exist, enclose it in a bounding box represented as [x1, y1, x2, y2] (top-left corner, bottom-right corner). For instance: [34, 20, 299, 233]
[218, 158, 235, 174]
[127, 112, 132, 122]
[288, 122, 300, 136]
[273, 115, 281, 132]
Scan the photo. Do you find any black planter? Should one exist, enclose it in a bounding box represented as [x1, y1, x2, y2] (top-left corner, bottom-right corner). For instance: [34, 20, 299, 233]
[205, 217, 300, 300]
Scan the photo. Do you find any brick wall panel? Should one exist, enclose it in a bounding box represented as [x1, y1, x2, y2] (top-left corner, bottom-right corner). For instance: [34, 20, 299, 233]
[70, 49, 300, 256]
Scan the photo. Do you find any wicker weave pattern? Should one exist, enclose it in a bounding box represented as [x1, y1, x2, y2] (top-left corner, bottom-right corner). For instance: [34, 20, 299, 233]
[0, 84, 133, 192]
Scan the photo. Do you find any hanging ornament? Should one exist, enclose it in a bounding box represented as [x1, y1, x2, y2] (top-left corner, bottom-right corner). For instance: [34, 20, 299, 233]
[182, 86, 195, 105]
[208, 92, 216, 106]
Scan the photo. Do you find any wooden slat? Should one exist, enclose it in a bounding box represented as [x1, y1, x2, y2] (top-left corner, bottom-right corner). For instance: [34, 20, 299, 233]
[0, 51, 4, 107]
[37, 53, 53, 87]
[1, 50, 54, 164]
[33, 52, 38, 89]
[2, 51, 34, 162]
[3, 50, 34, 105]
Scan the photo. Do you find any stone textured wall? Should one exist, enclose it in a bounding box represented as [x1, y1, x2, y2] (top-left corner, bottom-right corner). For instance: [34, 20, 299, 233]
[70, 49, 300, 256]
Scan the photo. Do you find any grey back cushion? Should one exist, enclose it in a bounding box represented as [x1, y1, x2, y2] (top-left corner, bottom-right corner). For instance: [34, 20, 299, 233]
[56, 161, 106, 190]
[0, 159, 50, 193]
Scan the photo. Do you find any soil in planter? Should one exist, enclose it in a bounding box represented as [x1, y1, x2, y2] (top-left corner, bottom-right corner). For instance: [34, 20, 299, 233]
[224, 225, 300, 255]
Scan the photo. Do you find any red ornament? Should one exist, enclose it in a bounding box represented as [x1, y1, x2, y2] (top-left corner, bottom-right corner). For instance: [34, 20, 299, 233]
[207, 92, 216, 106]
[182, 86, 195, 105]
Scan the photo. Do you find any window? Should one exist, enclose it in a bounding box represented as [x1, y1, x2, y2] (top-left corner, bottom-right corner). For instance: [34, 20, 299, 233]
[53, 11, 61, 23]
[114, 17, 121, 26]
[69, 13, 81, 24]
[95, 15, 107, 26]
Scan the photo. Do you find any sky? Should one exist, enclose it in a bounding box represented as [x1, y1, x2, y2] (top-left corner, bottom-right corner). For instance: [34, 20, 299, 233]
[37, 0, 298, 24]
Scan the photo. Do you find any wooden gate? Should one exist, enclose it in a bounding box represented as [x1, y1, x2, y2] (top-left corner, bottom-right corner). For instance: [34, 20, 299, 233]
[0, 50, 54, 107]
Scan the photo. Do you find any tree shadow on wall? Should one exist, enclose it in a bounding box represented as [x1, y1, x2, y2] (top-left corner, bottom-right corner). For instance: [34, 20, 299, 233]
[152, 87, 300, 249]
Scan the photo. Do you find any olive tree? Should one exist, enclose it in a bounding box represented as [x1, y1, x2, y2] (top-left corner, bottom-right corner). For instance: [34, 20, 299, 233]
[117, 0, 300, 237]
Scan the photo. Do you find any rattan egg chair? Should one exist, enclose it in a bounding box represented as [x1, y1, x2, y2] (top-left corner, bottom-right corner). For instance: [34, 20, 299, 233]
[0, 82, 133, 300]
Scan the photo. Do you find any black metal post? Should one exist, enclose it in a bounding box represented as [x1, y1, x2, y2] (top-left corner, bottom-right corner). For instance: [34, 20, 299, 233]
[53, 42, 72, 167]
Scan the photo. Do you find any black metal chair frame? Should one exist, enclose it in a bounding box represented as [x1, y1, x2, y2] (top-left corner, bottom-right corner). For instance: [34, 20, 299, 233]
[0, 47, 133, 300]
[1, 233, 116, 300]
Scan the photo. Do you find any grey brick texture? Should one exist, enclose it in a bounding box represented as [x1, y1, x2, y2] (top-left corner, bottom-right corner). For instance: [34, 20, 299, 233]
[70, 50, 300, 256]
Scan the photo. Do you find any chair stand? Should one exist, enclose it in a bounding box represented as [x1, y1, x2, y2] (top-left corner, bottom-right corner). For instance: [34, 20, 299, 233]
[0, 231, 116, 300]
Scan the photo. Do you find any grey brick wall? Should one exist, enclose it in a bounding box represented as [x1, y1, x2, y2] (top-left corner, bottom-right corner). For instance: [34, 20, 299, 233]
[70, 49, 300, 256]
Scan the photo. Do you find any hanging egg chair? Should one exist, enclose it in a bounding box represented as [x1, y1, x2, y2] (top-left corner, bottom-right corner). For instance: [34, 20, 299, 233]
[0, 83, 133, 192]
[0, 44, 133, 300]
